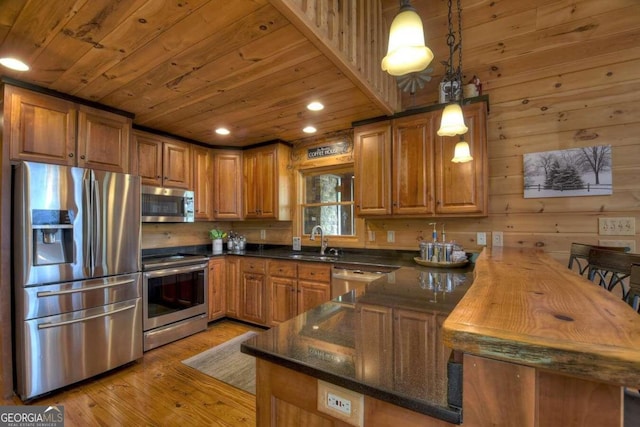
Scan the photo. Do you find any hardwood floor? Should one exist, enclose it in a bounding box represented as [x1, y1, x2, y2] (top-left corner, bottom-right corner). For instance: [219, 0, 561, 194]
[1, 320, 263, 426]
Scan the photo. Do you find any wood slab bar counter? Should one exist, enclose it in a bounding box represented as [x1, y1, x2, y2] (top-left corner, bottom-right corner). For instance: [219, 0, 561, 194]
[443, 247, 640, 427]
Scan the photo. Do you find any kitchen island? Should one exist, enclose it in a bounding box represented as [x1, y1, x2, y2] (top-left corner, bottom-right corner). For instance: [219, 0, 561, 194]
[242, 247, 640, 426]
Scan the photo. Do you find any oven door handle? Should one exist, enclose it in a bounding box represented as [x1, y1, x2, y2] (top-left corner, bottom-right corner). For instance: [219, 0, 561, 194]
[144, 263, 208, 278]
[37, 303, 136, 329]
[36, 278, 136, 297]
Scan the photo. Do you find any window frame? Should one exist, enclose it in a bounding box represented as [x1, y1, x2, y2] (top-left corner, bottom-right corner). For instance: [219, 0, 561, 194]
[295, 164, 365, 248]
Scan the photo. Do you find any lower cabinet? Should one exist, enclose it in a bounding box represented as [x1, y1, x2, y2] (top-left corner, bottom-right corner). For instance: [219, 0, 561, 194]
[268, 260, 331, 326]
[224, 257, 331, 327]
[355, 303, 451, 403]
[207, 258, 226, 321]
[240, 257, 268, 326]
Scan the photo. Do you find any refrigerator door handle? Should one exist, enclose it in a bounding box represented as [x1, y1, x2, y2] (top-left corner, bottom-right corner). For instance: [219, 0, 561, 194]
[83, 177, 92, 270]
[37, 302, 137, 329]
[92, 177, 101, 269]
[36, 278, 137, 297]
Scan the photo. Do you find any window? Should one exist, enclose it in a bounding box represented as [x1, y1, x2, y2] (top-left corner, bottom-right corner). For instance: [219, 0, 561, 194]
[301, 167, 355, 236]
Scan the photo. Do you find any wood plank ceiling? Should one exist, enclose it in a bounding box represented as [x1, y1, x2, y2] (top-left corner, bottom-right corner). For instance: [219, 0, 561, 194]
[0, 0, 398, 147]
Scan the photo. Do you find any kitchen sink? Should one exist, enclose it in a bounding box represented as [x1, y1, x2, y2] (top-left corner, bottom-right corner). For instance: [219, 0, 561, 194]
[288, 254, 338, 262]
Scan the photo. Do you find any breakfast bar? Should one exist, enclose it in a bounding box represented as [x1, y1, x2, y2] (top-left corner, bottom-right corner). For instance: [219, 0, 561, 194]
[243, 247, 640, 426]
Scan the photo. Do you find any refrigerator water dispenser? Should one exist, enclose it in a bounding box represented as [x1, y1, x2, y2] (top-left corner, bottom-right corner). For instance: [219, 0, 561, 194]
[32, 209, 73, 266]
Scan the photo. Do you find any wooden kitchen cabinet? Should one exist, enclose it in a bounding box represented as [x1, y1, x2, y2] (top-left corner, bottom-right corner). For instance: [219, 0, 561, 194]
[354, 122, 392, 216]
[393, 309, 450, 402]
[392, 113, 436, 215]
[226, 256, 241, 318]
[434, 101, 488, 215]
[192, 146, 213, 220]
[243, 143, 291, 220]
[134, 129, 191, 189]
[240, 257, 268, 325]
[353, 100, 488, 218]
[268, 260, 331, 326]
[207, 257, 226, 321]
[354, 302, 451, 402]
[268, 260, 298, 325]
[6, 85, 132, 173]
[213, 150, 243, 219]
[355, 303, 393, 387]
[296, 262, 331, 314]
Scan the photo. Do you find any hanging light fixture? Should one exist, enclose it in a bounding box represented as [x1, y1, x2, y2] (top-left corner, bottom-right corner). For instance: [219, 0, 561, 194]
[437, 0, 467, 137]
[381, 0, 434, 77]
[451, 136, 473, 163]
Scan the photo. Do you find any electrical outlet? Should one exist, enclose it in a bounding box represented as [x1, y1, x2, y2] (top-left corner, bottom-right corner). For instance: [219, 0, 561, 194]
[599, 239, 636, 253]
[328, 392, 351, 415]
[368, 231, 375, 241]
[387, 230, 395, 243]
[292, 237, 301, 251]
[477, 232, 486, 246]
[317, 380, 363, 427]
[492, 231, 503, 247]
[598, 217, 635, 235]
[260, 229, 266, 240]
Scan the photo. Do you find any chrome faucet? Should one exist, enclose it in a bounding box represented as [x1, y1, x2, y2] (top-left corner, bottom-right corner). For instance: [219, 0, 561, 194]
[310, 225, 328, 255]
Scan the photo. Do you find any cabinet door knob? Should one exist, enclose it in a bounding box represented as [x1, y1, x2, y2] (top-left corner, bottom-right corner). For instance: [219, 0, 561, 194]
[68, 153, 74, 158]
[164, 176, 168, 180]
[80, 155, 86, 160]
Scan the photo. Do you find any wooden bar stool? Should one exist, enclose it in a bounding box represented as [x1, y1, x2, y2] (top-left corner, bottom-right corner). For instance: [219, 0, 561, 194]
[587, 248, 640, 301]
[568, 243, 627, 276]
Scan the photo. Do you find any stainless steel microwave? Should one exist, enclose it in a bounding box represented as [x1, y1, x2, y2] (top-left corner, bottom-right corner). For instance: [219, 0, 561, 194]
[141, 186, 195, 222]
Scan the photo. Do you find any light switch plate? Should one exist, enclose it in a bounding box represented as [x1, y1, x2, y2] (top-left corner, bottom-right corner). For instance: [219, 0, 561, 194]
[492, 231, 503, 247]
[598, 217, 635, 235]
[387, 230, 395, 243]
[477, 232, 486, 246]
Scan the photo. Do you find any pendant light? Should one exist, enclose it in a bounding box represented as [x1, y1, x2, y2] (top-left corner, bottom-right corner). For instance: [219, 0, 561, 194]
[437, 0, 467, 137]
[381, 0, 434, 77]
[451, 136, 473, 163]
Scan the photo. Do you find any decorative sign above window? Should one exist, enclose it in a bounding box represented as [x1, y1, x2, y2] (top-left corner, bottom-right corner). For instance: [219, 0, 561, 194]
[307, 141, 350, 159]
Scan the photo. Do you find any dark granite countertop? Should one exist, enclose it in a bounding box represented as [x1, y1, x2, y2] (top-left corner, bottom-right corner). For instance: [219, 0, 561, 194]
[241, 264, 473, 424]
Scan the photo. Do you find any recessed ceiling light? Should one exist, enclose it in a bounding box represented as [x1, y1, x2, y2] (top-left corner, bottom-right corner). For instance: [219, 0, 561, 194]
[0, 57, 29, 71]
[307, 101, 324, 111]
[303, 126, 317, 134]
[215, 127, 230, 135]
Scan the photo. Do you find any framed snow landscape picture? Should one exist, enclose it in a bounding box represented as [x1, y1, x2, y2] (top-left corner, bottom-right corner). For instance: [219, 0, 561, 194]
[523, 145, 612, 199]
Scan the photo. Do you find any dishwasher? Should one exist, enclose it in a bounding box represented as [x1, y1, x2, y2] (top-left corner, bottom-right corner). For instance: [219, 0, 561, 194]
[331, 264, 397, 299]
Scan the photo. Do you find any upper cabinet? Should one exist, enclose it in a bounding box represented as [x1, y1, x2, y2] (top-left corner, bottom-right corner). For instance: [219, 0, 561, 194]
[134, 130, 191, 189]
[434, 102, 488, 215]
[353, 100, 488, 218]
[353, 123, 392, 216]
[192, 145, 213, 220]
[242, 143, 292, 220]
[392, 113, 436, 216]
[213, 150, 243, 220]
[6, 85, 132, 173]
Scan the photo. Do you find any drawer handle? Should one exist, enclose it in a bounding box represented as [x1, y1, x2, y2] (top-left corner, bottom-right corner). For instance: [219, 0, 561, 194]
[38, 303, 136, 329]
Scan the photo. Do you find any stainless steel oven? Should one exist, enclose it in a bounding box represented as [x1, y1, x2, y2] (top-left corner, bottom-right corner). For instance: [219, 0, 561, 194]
[142, 254, 209, 351]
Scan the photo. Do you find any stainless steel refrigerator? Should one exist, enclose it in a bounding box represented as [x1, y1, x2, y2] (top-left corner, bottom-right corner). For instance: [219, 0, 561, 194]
[13, 161, 143, 400]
